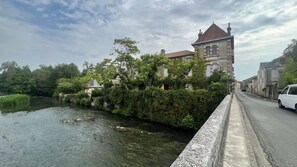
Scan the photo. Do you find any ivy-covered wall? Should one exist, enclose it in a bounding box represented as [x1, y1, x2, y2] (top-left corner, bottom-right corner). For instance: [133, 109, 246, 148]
[59, 87, 224, 130]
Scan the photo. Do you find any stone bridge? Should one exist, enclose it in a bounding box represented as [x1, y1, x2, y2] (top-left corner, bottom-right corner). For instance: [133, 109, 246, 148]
[171, 94, 271, 167]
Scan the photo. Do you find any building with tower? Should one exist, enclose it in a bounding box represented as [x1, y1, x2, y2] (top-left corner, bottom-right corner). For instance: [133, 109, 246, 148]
[192, 23, 234, 78]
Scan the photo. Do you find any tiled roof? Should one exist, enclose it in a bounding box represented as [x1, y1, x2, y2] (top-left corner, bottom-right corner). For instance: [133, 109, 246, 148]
[194, 23, 229, 43]
[264, 56, 286, 68]
[85, 79, 101, 88]
[165, 50, 194, 59]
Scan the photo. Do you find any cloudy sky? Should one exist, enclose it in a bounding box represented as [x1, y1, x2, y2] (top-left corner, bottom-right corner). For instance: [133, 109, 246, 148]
[0, 0, 296, 80]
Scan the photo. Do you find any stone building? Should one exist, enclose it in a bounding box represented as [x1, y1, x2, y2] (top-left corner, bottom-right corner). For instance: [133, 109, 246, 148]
[192, 23, 234, 78]
[257, 56, 286, 99]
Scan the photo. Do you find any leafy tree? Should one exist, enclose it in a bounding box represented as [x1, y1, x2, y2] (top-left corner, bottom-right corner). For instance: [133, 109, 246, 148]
[31, 65, 54, 96]
[82, 61, 95, 76]
[283, 39, 297, 62]
[189, 56, 207, 89]
[95, 58, 117, 82]
[135, 53, 169, 88]
[279, 57, 297, 87]
[0, 61, 34, 94]
[112, 38, 140, 90]
[52, 63, 80, 80]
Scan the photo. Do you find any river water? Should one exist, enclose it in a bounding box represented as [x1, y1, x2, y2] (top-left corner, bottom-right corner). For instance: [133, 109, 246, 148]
[0, 98, 193, 167]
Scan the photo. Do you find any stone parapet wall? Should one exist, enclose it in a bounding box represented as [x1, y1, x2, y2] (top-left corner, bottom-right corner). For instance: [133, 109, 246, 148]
[171, 94, 232, 167]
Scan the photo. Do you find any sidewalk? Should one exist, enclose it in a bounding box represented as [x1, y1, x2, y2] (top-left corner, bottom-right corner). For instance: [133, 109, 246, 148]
[221, 95, 251, 167]
[220, 94, 271, 167]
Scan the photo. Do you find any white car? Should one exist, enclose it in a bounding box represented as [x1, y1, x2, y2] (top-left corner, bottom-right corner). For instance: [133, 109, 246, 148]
[278, 84, 297, 111]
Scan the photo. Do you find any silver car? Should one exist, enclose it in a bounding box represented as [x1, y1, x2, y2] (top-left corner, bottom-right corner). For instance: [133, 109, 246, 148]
[278, 84, 297, 111]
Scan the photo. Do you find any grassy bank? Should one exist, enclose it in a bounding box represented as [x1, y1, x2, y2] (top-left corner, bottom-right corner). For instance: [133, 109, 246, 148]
[0, 94, 30, 112]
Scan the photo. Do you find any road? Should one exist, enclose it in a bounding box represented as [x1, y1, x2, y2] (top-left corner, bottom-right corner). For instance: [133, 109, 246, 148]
[236, 91, 297, 167]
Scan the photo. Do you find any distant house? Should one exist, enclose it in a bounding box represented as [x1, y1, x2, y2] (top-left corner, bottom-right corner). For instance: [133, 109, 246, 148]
[85, 79, 102, 96]
[257, 56, 286, 99]
[192, 23, 234, 78]
[242, 75, 257, 93]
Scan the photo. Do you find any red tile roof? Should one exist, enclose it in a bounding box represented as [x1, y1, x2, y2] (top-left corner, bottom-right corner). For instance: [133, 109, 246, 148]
[194, 23, 229, 43]
[165, 50, 194, 59]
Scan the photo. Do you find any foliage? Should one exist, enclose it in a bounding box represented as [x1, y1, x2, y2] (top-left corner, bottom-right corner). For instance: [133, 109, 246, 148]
[112, 38, 140, 90]
[92, 87, 216, 130]
[283, 39, 297, 62]
[0, 61, 34, 94]
[279, 56, 297, 87]
[208, 82, 228, 108]
[134, 53, 169, 88]
[167, 58, 195, 89]
[31, 65, 54, 96]
[0, 94, 30, 111]
[181, 114, 195, 129]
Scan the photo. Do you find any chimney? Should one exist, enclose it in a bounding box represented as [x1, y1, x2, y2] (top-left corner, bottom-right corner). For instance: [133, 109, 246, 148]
[227, 23, 231, 36]
[198, 29, 202, 39]
[161, 49, 165, 55]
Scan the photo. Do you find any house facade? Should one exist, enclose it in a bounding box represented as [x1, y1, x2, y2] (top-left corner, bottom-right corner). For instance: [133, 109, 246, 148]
[257, 56, 286, 99]
[192, 23, 234, 78]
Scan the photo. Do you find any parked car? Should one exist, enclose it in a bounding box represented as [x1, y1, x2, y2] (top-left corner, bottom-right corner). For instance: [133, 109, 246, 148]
[278, 84, 297, 111]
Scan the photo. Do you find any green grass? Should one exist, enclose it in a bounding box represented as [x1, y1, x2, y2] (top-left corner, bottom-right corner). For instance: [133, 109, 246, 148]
[0, 94, 30, 111]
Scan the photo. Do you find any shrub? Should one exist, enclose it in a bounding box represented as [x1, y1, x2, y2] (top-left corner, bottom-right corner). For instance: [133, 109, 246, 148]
[76, 91, 89, 99]
[181, 114, 195, 129]
[63, 94, 72, 103]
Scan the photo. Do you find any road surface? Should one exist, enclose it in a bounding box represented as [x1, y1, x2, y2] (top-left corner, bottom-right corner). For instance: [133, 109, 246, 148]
[236, 91, 297, 167]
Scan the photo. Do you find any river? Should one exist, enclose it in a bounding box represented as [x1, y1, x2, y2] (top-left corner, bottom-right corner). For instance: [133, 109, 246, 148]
[0, 97, 193, 167]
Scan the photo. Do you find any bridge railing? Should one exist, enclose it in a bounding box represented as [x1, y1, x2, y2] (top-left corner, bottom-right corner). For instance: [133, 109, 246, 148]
[171, 94, 232, 167]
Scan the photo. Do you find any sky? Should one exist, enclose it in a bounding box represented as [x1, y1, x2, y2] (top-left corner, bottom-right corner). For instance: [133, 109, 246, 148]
[0, 0, 297, 81]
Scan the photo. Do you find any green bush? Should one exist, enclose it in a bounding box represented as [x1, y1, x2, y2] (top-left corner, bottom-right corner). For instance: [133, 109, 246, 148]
[76, 91, 89, 99]
[71, 86, 223, 130]
[63, 94, 72, 103]
[99, 87, 212, 129]
[181, 114, 195, 129]
[91, 89, 104, 97]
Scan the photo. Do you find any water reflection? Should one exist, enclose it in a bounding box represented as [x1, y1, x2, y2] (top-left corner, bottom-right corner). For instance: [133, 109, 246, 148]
[0, 98, 193, 167]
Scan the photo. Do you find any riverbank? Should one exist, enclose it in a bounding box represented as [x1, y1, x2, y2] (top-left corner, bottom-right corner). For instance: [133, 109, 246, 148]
[0, 94, 30, 112]
[59, 87, 225, 130]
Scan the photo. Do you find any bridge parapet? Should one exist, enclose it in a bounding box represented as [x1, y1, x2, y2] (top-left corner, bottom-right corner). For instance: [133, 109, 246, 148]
[171, 94, 232, 167]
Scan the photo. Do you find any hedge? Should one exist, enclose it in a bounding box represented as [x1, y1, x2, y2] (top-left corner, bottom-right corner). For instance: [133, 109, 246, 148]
[93, 87, 219, 130]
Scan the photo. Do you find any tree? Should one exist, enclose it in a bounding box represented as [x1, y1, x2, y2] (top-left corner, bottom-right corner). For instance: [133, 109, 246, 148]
[135, 53, 169, 88]
[31, 65, 54, 96]
[0, 62, 34, 94]
[189, 56, 207, 89]
[82, 61, 95, 76]
[283, 39, 297, 62]
[167, 59, 196, 89]
[112, 38, 140, 90]
[95, 58, 117, 82]
[279, 57, 297, 87]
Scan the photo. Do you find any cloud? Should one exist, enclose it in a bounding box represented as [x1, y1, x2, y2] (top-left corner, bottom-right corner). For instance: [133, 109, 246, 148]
[0, 0, 296, 80]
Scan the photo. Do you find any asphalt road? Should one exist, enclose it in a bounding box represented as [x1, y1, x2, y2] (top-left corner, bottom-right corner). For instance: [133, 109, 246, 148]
[236, 91, 297, 167]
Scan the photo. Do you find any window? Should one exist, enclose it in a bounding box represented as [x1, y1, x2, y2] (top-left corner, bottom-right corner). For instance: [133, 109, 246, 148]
[206, 64, 211, 77]
[282, 87, 289, 94]
[212, 63, 219, 71]
[212, 45, 218, 55]
[205, 46, 211, 55]
[288, 87, 297, 95]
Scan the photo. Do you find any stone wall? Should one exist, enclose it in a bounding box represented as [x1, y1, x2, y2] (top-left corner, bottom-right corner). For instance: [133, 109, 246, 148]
[171, 94, 232, 167]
